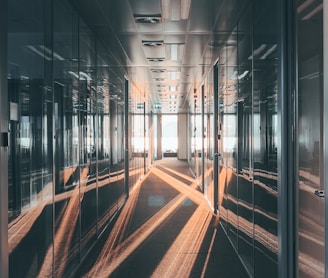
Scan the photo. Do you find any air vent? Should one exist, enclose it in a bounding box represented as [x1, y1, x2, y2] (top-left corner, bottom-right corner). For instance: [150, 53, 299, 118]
[134, 14, 162, 24]
[142, 40, 164, 47]
[151, 68, 166, 73]
[147, 57, 166, 62]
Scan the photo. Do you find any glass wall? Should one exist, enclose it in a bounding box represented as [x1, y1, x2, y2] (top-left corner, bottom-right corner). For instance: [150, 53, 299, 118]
[210, 0, 279, 276]
[252, 1, 278, 276]
[7, 0, 131, 276]
[203, 71, 215, 205]
[297, 0, 324, 276]
[189, 107, 203, 183]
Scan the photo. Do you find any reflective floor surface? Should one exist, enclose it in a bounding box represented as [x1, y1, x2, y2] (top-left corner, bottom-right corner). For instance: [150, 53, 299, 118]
[76, 158, 249, 278]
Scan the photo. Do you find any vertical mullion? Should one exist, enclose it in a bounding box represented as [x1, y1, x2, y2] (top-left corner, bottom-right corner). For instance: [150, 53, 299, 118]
[201, 85, 205, 193]
[278, 0, 296, 277]
[324, 1, 328, 277]
[0, 0, 8, 276]
[124, 79, 129, 198]
[213, 63, 219, 214]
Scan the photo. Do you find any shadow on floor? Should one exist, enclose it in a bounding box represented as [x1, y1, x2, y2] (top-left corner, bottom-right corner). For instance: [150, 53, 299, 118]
[75, 158, 249, 278]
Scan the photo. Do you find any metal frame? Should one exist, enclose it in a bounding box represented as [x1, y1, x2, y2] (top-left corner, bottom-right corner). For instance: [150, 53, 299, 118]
[124, 79, 129, 198]
[277, 0, 297, 277]
[324, 1, 328, 277]
[213, 63, 219, 214]
[0, 1, 8, 276]
[201, 85, 205, 193]
[0, 0, 9, 277]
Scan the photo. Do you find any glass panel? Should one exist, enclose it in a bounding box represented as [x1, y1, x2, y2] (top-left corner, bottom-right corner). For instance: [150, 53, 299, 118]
[237, 3, 254, 273]
[223, 30, 239, 248]
[52, 1, 80, 276]
[204, 70, 215, 208]
[8, 0, 54, 276]
[253, 0, 278, 276]
[8, 0, 128, 275]
[79, 20, 97, 258]
[297, 0, 324, 276]
[109, 70, 126, 209]
[217, 1, 279, 275]
[96, 44, 112, 232]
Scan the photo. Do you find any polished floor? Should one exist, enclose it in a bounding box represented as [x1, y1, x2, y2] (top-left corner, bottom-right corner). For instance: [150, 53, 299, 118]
[76, 158, 249, 277]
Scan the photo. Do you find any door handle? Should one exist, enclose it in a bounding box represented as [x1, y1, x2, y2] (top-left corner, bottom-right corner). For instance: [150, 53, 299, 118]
[315, 190, 325, 198]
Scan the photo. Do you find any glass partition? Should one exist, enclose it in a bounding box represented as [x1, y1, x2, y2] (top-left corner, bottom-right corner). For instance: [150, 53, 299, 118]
[215, 0, 279, 276]
[297, 0, 324, 276]
[7, 0, 128, 276]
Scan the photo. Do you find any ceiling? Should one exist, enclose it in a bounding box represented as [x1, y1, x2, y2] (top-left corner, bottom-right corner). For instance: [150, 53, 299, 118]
[70, 0, 249, 114]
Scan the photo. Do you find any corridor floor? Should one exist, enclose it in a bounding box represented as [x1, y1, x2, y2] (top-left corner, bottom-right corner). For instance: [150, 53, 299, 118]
[76, 158, 249, 278]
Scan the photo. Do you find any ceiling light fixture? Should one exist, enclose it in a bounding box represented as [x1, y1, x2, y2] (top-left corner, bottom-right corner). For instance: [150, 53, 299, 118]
[302, 3, 323, 20]
[161, 0, 191, 20]
[180, 0, 191, 20]
[248, 44, 267, 60]
[171, 44, 178, 60]
[169, 85, 177, 91]
[297, 0, 315, 14]
[260, 44, 277, 60]
[170, 71, 180, 80]
[26, 45, 51, 61]
[39, 45, 65, 61]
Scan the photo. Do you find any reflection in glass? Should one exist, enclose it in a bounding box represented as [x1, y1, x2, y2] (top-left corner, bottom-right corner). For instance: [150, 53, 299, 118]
[7, 0, 128, 276]
[216, 0, 279, 276]
[297, 0, 324, 276]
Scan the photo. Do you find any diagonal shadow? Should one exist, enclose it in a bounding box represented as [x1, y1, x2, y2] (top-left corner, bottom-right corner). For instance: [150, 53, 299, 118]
[80, 164, 215, 277]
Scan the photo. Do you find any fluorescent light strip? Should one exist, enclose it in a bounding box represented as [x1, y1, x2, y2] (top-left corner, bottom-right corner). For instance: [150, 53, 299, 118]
[161, 0, 171, 20]
[248, 44, 267, 59]
[26, 45, 51, 61]
[302, 3, 323, 20]
[39, 45, 65, 61]
[171, 0, 181, 20]
[238, 70, 249, 80]
[68, 71, 79, 79]
[170, 86, 177, 91]
[180, 0, 191, 19]
[260, 44, 277, 60]
[171, 45, 178, 60]
[162, 0, 191, 20]
[297, 0, 315, 14]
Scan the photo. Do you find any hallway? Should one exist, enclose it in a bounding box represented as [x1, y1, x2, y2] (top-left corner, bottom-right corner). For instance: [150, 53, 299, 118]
[76, 158, 248, 277]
